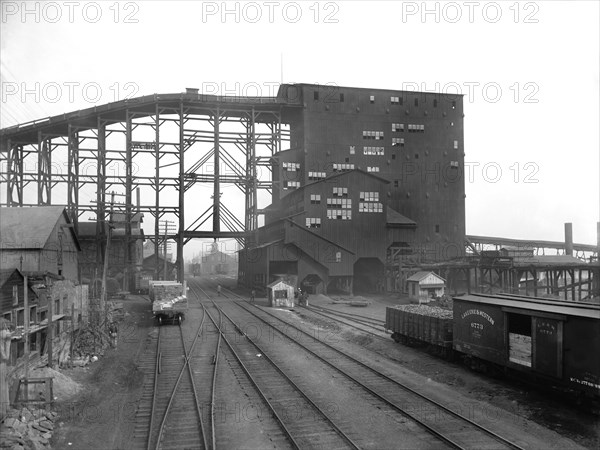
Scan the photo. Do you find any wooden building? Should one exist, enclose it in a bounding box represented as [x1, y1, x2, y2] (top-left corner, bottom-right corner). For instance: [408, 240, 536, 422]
[0, 206, 81, 282]
[240, 84, 465, 294]
[267, 279, 295, 308]
[406, 271, 446, 303]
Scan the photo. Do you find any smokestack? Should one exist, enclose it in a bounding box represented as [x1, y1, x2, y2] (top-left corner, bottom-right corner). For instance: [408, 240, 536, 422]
[564, 222, 573, 256]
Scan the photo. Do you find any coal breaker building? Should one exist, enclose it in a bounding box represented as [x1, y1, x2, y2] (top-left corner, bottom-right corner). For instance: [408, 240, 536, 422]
[239, 84, 465, 295]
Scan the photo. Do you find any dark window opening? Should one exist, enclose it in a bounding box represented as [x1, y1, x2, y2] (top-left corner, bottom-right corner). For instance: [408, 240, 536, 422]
[435, 224, 440, 233]
[392, 154, 396, 160]
[509, 313, 532, 336]
[339, 93, 344, 102]
[399, 97, 403, 105]
[394, 180, 399, 187]
[314, 91, 319, 101]
[345, 157, 349, 163]
[433, 99, 438, 107]
[414, 153, 419, 159]
[452, 100, 456, 109]
[414, 98, 419, 107]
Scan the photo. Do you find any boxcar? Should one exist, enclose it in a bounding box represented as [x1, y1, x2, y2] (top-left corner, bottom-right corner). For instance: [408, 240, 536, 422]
[453, 294, 600, 399]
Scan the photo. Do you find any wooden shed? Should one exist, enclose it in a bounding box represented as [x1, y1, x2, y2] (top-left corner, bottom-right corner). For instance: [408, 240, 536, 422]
[267, 279, 295, 308]
[406, 271, 446, 304]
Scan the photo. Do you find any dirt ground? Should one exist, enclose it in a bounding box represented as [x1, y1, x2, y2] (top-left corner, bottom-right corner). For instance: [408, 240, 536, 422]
[51, 296, 151, 450]
[48, 286, 600, 449]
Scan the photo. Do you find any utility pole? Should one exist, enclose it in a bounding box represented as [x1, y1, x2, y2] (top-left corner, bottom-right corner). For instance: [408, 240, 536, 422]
[100, 191, 116, 317]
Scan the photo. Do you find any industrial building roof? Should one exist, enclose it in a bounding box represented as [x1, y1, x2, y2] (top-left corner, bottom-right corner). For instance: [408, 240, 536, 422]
[407, 271, 446, 283]
[0, 206, 80, 250]
[386, 208, 417, 227]
[512, 255, 591, 266]
[455, 293, 600, 319]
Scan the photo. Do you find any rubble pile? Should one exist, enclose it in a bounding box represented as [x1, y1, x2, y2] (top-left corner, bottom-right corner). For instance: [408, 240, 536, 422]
[0, 406, 57, 450]
[71, 326, 110, 361]
[393, 304, 454, 319]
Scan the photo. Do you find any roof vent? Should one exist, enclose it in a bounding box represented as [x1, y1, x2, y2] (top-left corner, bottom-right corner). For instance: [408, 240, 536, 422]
[186, 88, 199, 95]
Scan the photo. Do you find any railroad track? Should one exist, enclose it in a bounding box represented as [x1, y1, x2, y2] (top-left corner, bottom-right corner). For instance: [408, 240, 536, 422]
[306, 304, 388, 339]
[132, 291, 217, 450]
[212, 284, 526, 450]
[190, 281, 361, 450]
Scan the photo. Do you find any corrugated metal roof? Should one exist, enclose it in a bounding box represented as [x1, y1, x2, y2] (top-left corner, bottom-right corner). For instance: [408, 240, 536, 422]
[0, 206, 73, 249]
[455, 293, 600, 319]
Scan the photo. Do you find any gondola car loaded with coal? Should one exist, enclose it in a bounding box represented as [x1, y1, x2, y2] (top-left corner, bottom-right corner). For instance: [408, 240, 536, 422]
[150, 281, 188, 325]
[386, 293, 600, 402]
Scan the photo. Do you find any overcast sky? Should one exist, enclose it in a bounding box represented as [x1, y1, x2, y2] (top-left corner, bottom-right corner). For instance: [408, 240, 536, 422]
[1, 0, 599, 256]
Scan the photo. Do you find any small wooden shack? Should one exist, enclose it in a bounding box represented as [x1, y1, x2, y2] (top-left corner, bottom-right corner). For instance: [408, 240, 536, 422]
[406, 271, 446, 304]
[267, 279, 295, 308]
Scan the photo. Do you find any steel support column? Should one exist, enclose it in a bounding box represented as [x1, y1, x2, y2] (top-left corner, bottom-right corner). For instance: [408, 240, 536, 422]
[177, 102, 185, 281]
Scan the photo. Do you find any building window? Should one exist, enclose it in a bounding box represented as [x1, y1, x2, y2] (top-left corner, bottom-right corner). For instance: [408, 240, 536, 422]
[16, 308, 24, 327]
[314, 91, 319, 101]
[391, 96, 401, 104]
[349, 145, 355, 155]
[392, 154, 396, 160]
[392, 138, 404, 147]
[29, 306, 37, 325]
[308, 171, 326, 180]
[363, 146, 385, 155]
[435, 224, 440, 233]
[306, 218, 321, 228]
[327, 198, 352, 208]
[359, 202, 384, 213]
[367, 166, 380, 173]
[333, 187, 348, 197]
[362, 131, 384, 140]
[369, 95, 375, 103]
[408, 124, 425, 133]
[12, 285, 18, 306]
[3, 312, 12, 325]
[454, 140, 459, 149]
[414, 153, 419, 159]
[414, 98, 419, 107]
[283, 180, 300, 189]
[327, 209, 352, 220]
[452, 100, 456, 109]
[359, 191, 379, 201]
[392, 123, 404, 132]
[394, 180, 399, 187]
[282, 162, 300, 171]
[335, 251, 342, 262]
[332, 163, 354, 172]
[433, 99, 438, 108]
[450, 161, 459, 168]
[339, 93, 344, 102]
[310, 194, 321, 204]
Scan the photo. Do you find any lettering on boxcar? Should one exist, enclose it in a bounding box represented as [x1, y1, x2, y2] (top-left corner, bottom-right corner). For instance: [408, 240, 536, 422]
[461, 309, 495, 325]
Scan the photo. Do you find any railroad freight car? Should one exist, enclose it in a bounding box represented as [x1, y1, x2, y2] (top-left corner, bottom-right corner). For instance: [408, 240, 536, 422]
[150, 281, 188, 325]
[386, 305, 453, 357]
[386, 293, 600, 401]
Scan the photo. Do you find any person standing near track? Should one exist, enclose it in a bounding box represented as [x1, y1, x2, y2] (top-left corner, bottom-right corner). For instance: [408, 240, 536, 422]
[217, 284, 222, 297]
[250, 289, 256, 304]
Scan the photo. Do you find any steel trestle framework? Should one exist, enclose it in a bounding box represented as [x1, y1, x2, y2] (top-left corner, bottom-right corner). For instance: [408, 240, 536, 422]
[0, 92, 295, 283]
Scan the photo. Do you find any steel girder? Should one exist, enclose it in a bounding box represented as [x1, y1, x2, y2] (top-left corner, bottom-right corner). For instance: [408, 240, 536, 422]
[0, 98, 290, 283]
